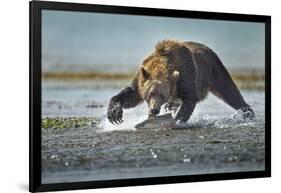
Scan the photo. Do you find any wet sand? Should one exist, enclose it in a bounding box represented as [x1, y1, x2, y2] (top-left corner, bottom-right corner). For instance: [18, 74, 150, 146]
[42, 120, 264, 183]
[41, 80, 265, 183]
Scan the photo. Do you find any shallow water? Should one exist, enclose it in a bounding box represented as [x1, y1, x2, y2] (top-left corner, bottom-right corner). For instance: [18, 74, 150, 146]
[41, 80, 265, 184]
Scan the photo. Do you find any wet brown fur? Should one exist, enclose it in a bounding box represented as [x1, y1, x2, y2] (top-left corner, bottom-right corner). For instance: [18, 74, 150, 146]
[138, 40, 181, 99]
[107, 39, 255, 124]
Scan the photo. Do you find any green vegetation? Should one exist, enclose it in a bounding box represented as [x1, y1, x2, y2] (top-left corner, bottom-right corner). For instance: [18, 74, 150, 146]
[42, 117, 99, 129]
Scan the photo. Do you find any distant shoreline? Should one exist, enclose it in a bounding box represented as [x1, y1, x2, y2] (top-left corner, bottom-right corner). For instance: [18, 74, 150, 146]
[42, 71, 265, 90]
[42, 71, 264, 80]
[42, 71, 134, 80]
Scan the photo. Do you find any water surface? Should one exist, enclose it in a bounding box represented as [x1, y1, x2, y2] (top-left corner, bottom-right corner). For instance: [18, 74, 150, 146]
[42, 80, 265, 183]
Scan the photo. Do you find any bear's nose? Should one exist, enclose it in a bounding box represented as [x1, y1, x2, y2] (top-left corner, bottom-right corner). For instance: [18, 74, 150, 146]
[150, 109, 160, 115]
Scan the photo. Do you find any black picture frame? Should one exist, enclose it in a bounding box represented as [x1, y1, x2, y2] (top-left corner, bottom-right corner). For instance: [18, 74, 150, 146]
[29, 1, 271, 192]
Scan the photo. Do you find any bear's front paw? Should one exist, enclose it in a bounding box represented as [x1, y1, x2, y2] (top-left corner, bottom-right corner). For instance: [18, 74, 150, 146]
[164, 101, 180, 112]
[107, 103, 123, 124]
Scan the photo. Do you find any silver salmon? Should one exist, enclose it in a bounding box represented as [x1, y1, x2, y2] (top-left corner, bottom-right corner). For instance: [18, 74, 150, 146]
[135, 113, 176, 129]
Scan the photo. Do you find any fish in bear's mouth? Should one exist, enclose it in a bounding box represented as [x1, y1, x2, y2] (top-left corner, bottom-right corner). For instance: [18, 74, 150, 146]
[135, 113, 176, 129]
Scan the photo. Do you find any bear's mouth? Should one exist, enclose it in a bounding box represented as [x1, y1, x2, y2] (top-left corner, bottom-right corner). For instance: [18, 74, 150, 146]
[149, 110, 160, 117]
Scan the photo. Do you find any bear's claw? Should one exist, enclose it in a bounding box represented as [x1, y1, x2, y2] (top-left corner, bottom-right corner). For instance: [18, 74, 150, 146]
[107, 103, 123, 124]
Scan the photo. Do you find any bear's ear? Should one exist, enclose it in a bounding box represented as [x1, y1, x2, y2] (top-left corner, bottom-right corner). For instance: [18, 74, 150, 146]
[140, 66, 150, 79]
[172, 71, 180, 82]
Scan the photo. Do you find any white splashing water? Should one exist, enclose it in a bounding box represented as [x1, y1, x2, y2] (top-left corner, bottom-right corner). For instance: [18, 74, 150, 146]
[98, 92, 264, 132]
[99, 103, 181, 132]
[187, 113, 261, 130]
[99, 103, 148, 132]
[99, 108, 261, 132]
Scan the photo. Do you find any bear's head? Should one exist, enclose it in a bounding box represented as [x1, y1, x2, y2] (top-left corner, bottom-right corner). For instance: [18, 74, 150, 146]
[139, 66, 179, 117]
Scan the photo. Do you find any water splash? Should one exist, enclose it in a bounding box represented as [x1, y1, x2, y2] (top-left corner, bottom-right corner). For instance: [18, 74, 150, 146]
[98, 95, 263, 132]
[187, 112, 263, 130]
[98, 107, 263, 132]
[99, 103, 148, 132]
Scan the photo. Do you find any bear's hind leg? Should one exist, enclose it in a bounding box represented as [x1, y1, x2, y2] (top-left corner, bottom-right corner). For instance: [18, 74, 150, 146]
[210, 64, 255, 119]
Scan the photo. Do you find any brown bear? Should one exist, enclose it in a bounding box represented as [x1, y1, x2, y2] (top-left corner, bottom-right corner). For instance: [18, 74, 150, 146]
[107, 39, 254, 124]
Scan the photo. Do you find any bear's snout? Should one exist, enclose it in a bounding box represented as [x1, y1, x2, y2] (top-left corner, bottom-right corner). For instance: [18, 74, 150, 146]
[149, 108, 160, 117]
[148, 97, 161, 117]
